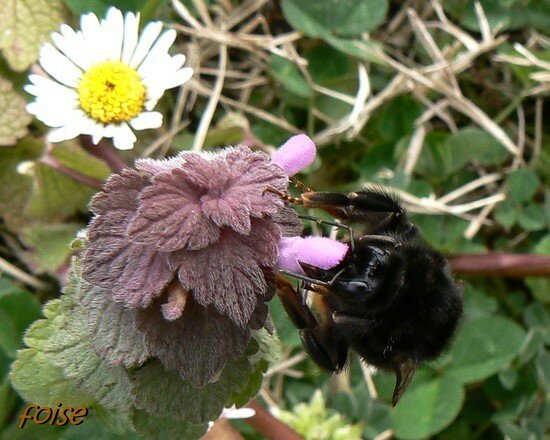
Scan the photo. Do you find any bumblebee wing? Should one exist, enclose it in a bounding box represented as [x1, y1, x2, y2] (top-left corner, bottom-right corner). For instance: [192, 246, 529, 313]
[392, 362, 416, 406]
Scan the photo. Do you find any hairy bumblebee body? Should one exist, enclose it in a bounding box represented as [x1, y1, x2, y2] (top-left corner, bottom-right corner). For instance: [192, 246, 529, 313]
[274, 187, 463, 405]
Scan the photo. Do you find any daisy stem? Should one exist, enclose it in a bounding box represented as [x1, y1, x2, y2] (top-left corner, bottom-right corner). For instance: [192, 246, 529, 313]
[80, 136, 128, 173]
[40, 155, 103, 190]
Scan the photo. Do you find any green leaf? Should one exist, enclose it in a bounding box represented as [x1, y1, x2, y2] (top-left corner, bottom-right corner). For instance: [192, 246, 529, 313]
[11, 266, 134, 412]
[0, 374, 16, 427]
[498, 369, 518, 390]
[10, 348, 93, 407]
[526, 235, 550, 304]
[25, 142, 110, 221]
[535, 350, 550, 393]
[1, 411, 68, 439]
[232, 359, 267, 407]
[494, 199, 519, 229]
[415, 132, 453, 180]
[507, 168, 540, 203]
[443, 0, 550, 32]
[523, 302, 550, 335]
[269, 296, 302, 348]
[132, 410, 207, 440]
[21, 223, 83, 272]
[324, 36, 387, 64]
[412, 215, 481, 253]
[391, 376, 464, 439]
[269, 55, 312, 98]
[443, 316, 527, 384]
[0, 308, 19, 357]
[248, 327, 282, 366]
[517, 329, 544, 365]
[0, 0, 66, 71]
[461, 284, 498, 322]
[60, 415, 140, 440]
[0, 278, 41, 357]
[62, 0, 148, 16]
[525, 277, 550, 304]
[281, 0, 388, 37]
[518, 203, 546, 231]
[133, 354, 254, 424]
[377, 96, 423, 142]
[0, 77, 32, 146]
[41, 267, 135, 411]
[0, 137, 42, 228]
[446, 128, 510, 171]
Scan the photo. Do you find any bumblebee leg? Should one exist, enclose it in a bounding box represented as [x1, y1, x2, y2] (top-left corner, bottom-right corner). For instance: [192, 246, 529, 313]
[290, 176, 313, 193]
[275, 274, 318, 329]
[276, 275, 348, 372]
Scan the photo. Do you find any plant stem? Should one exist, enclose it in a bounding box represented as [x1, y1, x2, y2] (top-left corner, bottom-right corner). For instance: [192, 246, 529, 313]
[246, 401, 302, 440]
[40, 155, 103, 189]
[0, 256, 49, 290]
[80, 136, 128, 173]
[450, 253, 550, 277]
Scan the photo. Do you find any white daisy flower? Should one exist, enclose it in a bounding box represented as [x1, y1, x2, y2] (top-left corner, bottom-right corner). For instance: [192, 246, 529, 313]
[25, 7, 193, 150]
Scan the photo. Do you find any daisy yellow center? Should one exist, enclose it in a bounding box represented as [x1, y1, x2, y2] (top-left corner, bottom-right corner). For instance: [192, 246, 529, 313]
[78, 61, 145, 124]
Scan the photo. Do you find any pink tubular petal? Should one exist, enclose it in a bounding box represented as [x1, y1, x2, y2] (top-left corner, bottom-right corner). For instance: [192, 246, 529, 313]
[297, 236, 349, 270]
[271, 134, 316, 176]
[276, 236, 306, 273]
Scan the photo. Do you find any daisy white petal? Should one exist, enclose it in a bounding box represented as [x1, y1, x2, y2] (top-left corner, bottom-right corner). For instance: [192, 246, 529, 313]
[163, 67, 194, 89]
[91, 130, 103, 144]
[80, 12, 102, 63]
[47, 123, 85, 143]
[39, 44, 82, 87]
[112, 123, 137, 150]
[129, 21, 163, 68]
[144, 88, 165, 110]
[80, 11, 101, 37]
[169, 54, 187, 70]
[51, 31, 88, 71]
[27, 80, 77, 100]
[121, 12, 140, 64]
[137, 29, 177, 72]
[102, 7, 124, 61]
[139, 52, 171, 80]
[130, 111, 163, 130]
[27, 103, 81, 127]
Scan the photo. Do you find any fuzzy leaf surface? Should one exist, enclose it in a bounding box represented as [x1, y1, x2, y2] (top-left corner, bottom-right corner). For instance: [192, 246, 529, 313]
[133, 352, 255, 424]
[0, 0, 65, 71]
[25, 142, 110, 221]
[0, 77, 31, 146]
[173, 220, 280, 327]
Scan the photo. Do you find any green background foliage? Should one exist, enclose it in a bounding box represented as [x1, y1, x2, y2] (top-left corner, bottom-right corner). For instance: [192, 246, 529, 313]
[0, 0, 548, 439]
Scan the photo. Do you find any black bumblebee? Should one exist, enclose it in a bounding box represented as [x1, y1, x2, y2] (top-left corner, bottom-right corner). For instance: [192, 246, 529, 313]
[271, 186, 463, 406]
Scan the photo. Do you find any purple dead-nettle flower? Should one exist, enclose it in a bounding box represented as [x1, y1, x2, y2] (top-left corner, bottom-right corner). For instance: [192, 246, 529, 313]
[84, 146, 294, 324]
[81, 138, 315, 384]
[80, 134, 342, 385]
